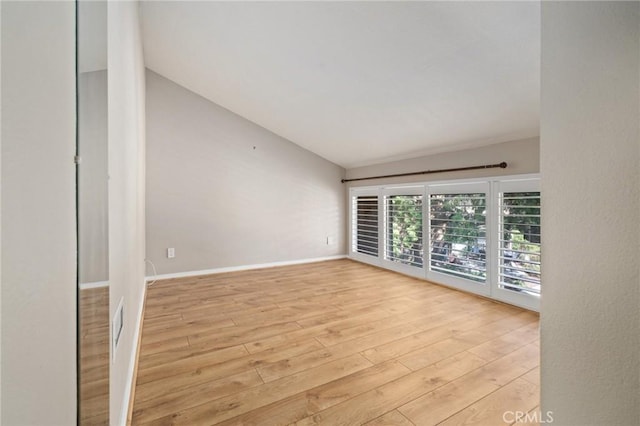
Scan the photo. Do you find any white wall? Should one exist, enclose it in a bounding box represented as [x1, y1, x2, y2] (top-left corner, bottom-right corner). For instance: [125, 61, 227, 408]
[79, 70, 109, 284]
[1, 0, 4, 420]
[145, 71, 346, 276]
[540, 2, 639, 425]
[1, 1, 77, 424]
[108, 1, 146, 424]
[345, 137, 539, 187]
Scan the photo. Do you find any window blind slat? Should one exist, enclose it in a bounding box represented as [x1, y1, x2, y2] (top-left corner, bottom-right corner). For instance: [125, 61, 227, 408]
[429, 192, 487, 283]
[353, 195, 379, 257]
[385, 195, 423, 268]
[499, 191, 541, 295]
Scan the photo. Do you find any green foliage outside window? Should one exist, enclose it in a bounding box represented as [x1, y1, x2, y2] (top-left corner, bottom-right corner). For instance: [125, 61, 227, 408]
[387, 196, 423, 267]
[500, 192, 541, 293]
[430, 193, 487, 281]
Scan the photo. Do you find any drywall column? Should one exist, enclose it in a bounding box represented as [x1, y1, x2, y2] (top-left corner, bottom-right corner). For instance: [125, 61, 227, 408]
[0, 1, 4, 420]
[540, 2, 640, 425]
[0, 1, 3, 420]
[1, 1, 77, 424]
[108, 1, 146, 424]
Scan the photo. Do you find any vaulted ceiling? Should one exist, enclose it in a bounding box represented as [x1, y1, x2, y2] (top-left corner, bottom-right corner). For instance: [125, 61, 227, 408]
[141, 1, 540, 169]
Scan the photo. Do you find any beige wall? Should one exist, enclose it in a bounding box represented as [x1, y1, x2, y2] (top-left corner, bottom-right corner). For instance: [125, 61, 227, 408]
[108, 1, 146, 424]
[541, 2, 639, 425]
[1, 1, 77, 424]
[79, 70, 109, 284]
[345, 137, 539, 187]
[145, 71, 346, 276]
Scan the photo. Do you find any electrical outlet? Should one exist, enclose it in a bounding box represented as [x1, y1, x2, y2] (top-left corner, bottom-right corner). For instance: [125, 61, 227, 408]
[167, 247, 175, 258]
[326, 236, 334, 245]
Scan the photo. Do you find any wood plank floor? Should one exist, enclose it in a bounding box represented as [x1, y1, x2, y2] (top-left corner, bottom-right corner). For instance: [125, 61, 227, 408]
[131, 259, 539, 426]
[80, 286, 110, 426]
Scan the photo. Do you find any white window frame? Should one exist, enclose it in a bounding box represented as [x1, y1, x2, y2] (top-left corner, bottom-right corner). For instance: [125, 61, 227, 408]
[426, 181, 492, 297]
[349, 187, 382, 267]
[348, 174, 541, 312]
[381, 186, 425, 278]
[492, 177, 541, 311]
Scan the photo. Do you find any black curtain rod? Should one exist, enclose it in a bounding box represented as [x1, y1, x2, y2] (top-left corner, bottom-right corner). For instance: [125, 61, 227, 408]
[341, 161, 508, 183]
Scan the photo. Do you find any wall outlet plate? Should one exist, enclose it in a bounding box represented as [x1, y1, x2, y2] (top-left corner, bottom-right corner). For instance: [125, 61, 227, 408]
[167, 247, 175, 258]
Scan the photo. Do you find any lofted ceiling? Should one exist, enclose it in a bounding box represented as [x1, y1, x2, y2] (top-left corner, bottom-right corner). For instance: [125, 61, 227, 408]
[141, 1, 540, 169]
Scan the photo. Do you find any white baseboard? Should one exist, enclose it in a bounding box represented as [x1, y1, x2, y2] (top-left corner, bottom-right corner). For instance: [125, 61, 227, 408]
[119, 278, 147, 426]
[79, 280, 109, 290]
[145, 255, 347, 282]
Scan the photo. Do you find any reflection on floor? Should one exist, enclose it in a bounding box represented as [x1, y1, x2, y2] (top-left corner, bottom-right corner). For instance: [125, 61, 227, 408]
[80, 286, 109, 426]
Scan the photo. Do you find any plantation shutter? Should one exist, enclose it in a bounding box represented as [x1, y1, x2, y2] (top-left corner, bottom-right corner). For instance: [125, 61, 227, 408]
[353, 195, 379, 257]
[429, 192, 487, 282]
[384, 195, 423, 267]
[498, 191, 541, 295]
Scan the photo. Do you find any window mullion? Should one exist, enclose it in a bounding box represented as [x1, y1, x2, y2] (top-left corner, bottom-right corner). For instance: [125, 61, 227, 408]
[349, 175, 541, 312]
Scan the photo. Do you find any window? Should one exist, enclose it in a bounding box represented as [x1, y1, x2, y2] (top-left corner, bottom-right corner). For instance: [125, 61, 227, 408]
[348, 175, 541, 311]
[499, 191, 541, 295]
[385, 195, 423, 267]
[429, 193, 486, 282]
[352, 195, 379, 257]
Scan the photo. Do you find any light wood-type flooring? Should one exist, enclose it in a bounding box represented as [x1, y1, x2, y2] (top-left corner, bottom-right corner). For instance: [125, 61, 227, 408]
[130, 259, 540, 426]
[80, 285, 110, 426]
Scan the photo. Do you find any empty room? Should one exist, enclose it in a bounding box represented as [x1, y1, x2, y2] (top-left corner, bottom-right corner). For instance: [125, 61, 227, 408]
[1, 1, 639, 426]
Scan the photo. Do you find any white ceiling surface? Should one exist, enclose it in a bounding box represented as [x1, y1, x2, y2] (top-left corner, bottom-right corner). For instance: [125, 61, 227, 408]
[141, 1, 540, 169]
